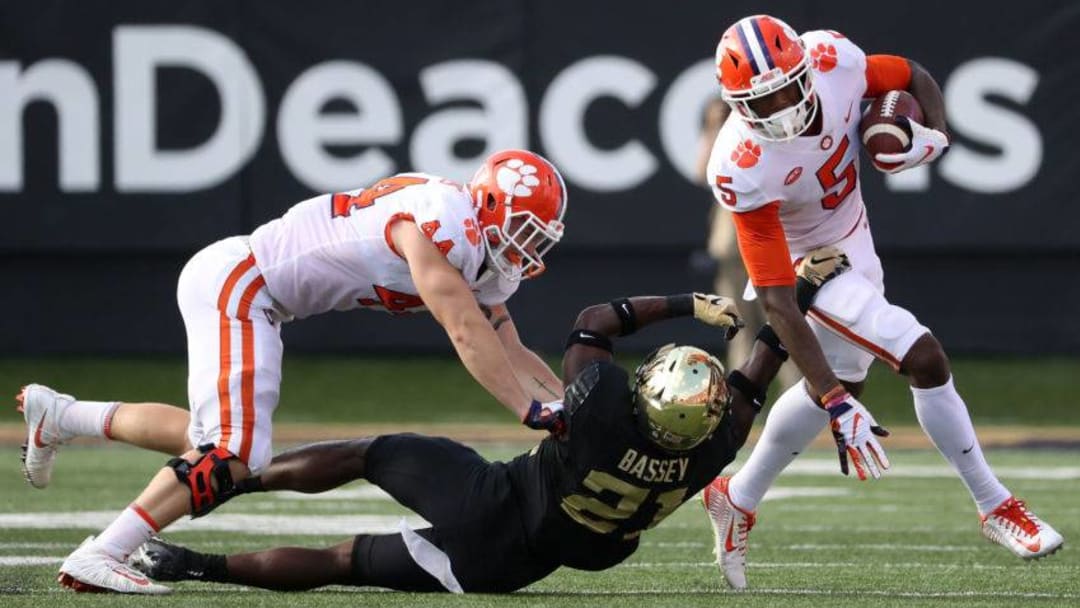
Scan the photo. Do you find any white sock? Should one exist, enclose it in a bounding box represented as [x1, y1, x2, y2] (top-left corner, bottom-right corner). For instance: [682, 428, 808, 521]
[912, 376, 1010, 515]
[728, 381, 829, 511]
[59, 401, 120, 439]
[94, 504, 159, 561]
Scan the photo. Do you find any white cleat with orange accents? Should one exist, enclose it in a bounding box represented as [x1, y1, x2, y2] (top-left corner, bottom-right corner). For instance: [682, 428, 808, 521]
[15, 384, 77, 489]
[58, 536, 171, 595]
[981, 497, 1064, 560]
[701, 476, 756, 590]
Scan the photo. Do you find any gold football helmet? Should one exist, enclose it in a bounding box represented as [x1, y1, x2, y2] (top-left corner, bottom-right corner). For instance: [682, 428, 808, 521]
[632, 344, 730, 451]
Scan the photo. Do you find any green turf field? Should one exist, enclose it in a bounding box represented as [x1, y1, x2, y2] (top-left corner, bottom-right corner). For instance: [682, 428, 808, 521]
[1, 356, 1078, 605]
[0, 444, 1077, 606]
[2, 355, 1079, 426]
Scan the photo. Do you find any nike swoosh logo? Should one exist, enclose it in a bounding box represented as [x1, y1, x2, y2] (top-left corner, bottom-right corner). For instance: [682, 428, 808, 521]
[724, 521, 738, 552]
[917, 145, 935, 163]
[808, 255, 835, 265]
[844, 101, 854, 123]
[111, 566, 150, 586]
[961, 443, 974, 454]
[1018, 537, 1042, 553]
[32, 411, 48, 448]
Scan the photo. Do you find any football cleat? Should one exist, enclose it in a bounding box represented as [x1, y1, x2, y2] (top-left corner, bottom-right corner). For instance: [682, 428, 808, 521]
[980, 497, 1064, 560]
[702, 476, 756, 590]
[16, 384, 77, 489]
[128, 537, 192, 582]
[58, 536, 171, 595]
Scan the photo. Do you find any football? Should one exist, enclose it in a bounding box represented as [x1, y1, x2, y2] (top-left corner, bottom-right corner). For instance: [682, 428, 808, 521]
[859, 90, 925, 172]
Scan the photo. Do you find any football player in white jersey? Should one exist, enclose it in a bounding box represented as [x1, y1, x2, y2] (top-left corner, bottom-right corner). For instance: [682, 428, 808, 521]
[16, 149, 572, 594]
[698, 14, 1063, 589]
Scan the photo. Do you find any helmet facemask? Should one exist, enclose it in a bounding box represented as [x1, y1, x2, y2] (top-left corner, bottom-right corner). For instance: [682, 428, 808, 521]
[481, 204, 564, 281]
[723, 54, 818, 142]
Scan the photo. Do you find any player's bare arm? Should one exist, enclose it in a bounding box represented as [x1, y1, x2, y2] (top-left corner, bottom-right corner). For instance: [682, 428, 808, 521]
[562, 294, 740, 384]
[904, 60, 948, 136]
[392, 220, 534, 420]
[756, 284, 840, 397]
[481, 303, 563, 402]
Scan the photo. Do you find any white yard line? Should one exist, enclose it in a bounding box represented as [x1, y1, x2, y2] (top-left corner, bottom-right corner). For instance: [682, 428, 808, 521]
[617, 561, 1080, 571]
[781, 543, 980, 552]
[756, 460, 1080, 479]
[0, 512, 427, 534]
[641, 542, 981, 552]
[524, 588, 1080, 600]
[0, 542, 70, 549]
[273, 486, 394, 501]
[0, 485, 846, 535]
[0, 556, 63, 566]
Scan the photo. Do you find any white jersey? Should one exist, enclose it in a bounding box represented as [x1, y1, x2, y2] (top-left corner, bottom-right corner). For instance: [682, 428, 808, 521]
[248, 173, 517, 319]
[707, 30, 869, 256]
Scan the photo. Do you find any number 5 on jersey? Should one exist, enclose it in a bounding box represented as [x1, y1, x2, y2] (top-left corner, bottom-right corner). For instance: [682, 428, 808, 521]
[816, 134, 856, 210]
[716, 134, 857, 211]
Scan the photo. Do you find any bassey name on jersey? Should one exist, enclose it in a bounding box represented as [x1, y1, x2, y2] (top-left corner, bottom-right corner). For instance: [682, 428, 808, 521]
[616, 448, 689, 484]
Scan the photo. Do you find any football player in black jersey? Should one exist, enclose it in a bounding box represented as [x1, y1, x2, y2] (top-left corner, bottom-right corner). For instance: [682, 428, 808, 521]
[130, 247, 855, 593]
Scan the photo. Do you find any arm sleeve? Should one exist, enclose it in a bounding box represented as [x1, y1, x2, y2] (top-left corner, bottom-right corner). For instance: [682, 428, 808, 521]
[731, 202, 795, 287]
[864, 54, 912, 98]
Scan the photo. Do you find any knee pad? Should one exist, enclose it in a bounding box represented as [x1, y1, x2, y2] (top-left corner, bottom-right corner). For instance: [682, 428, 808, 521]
[167, 444, 239, 518]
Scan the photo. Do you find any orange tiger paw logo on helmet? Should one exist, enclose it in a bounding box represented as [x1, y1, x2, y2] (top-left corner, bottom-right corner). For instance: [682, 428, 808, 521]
[731, 140, 762, 169]
[810, 43, 838, 73]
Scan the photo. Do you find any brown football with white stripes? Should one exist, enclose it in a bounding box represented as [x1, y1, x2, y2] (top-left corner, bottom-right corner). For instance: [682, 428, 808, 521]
[859, 89, 925, 172]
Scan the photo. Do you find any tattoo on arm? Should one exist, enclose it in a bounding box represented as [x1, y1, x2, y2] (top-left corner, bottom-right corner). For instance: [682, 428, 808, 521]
[533, 377, 561, 400]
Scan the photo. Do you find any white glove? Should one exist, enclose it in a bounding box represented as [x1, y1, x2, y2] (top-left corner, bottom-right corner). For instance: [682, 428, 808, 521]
[692, 293, 744, 339]
[874, 118, 949, 174]
[822, 389, 891, 480]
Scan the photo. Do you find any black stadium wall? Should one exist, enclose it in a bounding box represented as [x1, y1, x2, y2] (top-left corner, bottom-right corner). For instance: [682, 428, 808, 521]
[2, 1, 1078, 356]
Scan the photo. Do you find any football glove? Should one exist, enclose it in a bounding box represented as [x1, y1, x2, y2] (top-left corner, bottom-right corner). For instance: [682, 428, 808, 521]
[523, 399, 567, 438]
[796, 245, 850, 288]
[874, 118, 949, 174]
[692, 293, 744, 340]
[821, 389, 890, 480]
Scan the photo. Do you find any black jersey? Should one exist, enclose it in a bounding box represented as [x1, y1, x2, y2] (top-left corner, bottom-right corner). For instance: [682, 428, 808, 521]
[507, 360, 739, 571]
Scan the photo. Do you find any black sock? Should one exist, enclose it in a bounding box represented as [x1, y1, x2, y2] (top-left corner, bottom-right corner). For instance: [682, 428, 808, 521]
[182, 549, 230, 583]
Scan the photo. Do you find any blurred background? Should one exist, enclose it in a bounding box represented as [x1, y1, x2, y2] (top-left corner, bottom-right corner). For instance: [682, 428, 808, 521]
[1, 1, 1077, 425]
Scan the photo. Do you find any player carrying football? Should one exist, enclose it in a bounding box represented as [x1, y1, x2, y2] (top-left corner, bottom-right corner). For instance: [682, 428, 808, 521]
[16, 149, 573, 593]
[700, 14, 1063, 590]
[125, 251, 849, 593]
